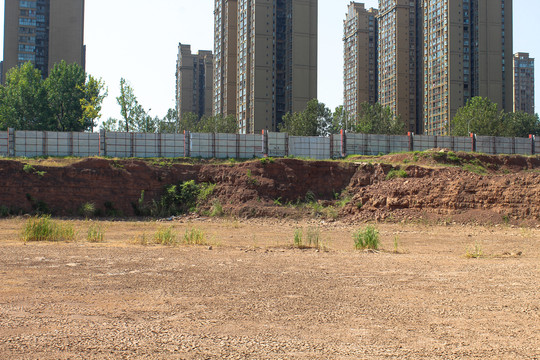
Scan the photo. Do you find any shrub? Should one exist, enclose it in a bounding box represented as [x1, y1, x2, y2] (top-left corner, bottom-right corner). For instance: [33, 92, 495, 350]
[183, 228, 208, 245]
[154, 226, 178, 246]
[87, 223, 105, 243]
[79, 202, 96, 218]
[22, 215, 75, 242]
[210, 200, 224, 217]
[148, 181, 217, 217]
[0, 205, 10, 217]
[386, 169, 408, 180]
[353, 226, 380, 250]
[23, 164, 35, 173]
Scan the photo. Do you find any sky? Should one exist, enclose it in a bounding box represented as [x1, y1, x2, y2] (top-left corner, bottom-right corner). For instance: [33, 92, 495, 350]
[0, 0, 539, 124]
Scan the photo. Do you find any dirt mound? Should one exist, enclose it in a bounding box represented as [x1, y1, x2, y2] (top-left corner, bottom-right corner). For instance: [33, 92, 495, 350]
[0, 155, 538, 224]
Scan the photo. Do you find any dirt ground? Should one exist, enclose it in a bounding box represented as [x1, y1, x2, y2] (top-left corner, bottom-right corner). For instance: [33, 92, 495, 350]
[0, 217, 539, 359]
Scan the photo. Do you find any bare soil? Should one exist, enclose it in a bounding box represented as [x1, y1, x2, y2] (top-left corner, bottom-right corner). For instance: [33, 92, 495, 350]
[1, 217, 539, 359]
[1, 152, 539, 225]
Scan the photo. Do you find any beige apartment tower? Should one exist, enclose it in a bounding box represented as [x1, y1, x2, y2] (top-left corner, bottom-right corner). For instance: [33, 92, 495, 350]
[343, 2, 378, 121]
[176, 44, 213, 120]
[423, 0, 513, 135]
[377, 0, 421, 134]
[2, 0, 85, 82]
[213, 0, 238, 117]
[214, 0, 318, 134]
[513, 52, 535, 115]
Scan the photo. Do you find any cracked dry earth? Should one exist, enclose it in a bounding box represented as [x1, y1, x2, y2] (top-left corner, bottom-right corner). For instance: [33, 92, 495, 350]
[0, 218, 539, 359]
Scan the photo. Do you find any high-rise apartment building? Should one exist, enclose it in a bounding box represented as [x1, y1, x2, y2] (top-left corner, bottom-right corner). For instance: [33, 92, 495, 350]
[422, 0, 513, 135]
[343, 2, 378, 120]
[213, 0, 238, 118]
[2, 0, 85, 81]
[513, 52, 535, 115]
[214, 0, 318, 134]
[377, 0, 420, 134]
[176, 44, 213, 120]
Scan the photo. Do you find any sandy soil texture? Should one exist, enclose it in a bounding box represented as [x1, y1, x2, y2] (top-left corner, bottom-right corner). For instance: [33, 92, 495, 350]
[0, 218, 539, 359]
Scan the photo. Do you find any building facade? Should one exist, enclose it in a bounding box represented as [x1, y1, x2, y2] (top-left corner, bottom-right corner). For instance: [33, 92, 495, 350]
[2, 0, 85, 81]
[422, 0, 513, 135]
[513, 52, 535, 115]
[377, 0, 420, 134]
[343, 2, 378, 121]
[176, 44, 214, 120]
[213, 0, 238, 118]
[214, 0, 318, 134]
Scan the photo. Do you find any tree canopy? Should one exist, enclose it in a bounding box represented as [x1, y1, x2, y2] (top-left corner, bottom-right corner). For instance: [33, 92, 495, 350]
[0, 61, 106, 132]
[279, 100, 406, 136]
[450, 97, 540, 137]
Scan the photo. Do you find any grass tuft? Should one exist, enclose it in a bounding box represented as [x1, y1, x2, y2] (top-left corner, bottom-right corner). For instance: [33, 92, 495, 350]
[87, 223, 105, 243]
[22, 215, 75, 242]
[154, 226, 178, 246]
[353, 226, 380, 250]
[183, 228, 208, 245]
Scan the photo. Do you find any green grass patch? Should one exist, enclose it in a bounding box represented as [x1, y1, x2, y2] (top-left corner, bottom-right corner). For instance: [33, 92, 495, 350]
[385, 168, 408, 180]
[22, 215, 75, 242]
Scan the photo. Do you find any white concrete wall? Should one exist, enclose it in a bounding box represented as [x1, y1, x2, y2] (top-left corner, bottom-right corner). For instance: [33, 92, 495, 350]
[268, 132, 288, 157]
[239, 134, 262, 159]
[190, 133, 213, 158]
[15, 131, 44, 157]
[106, 132, 132, 158]
[289, 136, 330, 160]
[161, 134, 185, 158]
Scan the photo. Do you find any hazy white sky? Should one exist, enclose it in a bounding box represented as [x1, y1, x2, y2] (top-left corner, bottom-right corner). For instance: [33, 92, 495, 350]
[1, 0, 539, 123]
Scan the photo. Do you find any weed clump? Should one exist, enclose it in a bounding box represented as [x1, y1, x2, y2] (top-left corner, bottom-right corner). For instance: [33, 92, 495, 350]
[154, 226, 178, 246]
[386, 169, 408, 180]
[22, 215, 75, 242]
[353, 226, 380, 250]
[87, 223, 105, 243]
[183, 228, 208, 245]
[135, 181, 217, 218]
[293, 227, 325, 250]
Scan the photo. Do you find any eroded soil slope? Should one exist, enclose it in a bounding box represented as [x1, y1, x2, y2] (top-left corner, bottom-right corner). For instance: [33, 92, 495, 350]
[0, 152, 538, 224]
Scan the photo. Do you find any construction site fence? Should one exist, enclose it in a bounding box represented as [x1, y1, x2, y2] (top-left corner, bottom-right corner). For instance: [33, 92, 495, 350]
[0, 129, 536, 159]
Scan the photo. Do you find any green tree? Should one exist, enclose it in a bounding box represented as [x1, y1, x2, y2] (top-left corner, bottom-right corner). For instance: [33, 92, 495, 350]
[503, 111, 540, 137]
[450, 97, 505, 136]
[100, 117, 120, 132]
[0, 61, 106, 132]
[46, 61, 87, 131]
[116, 78, 142, 132]
[0, 62, 51, 130]
[197, 114, 238, 133]
[331, 105, 353, 133]
[156, 108, 179, 133]
[81, 76, 108, 132]
[355, 102, 406, 135]
[279, 99, 333, 136]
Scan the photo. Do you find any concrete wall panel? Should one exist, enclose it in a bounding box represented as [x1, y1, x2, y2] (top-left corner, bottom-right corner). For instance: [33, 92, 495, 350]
[289, 136, 330, 160]
[190, 133, 213, 158]
[106, 132, 132, 158]
[239, 134, 262, 158]
[0, 132, 8, 156]
[268, 132, 288, 157]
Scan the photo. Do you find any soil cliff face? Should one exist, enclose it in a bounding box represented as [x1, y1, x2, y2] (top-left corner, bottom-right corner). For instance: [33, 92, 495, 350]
[0, 155, 538, 223]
